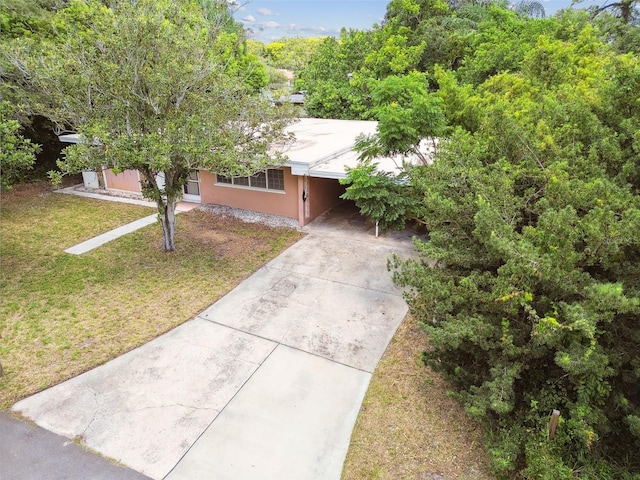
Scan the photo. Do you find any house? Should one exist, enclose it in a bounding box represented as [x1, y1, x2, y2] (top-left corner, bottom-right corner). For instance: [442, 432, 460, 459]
[289, 91, 305, 105]
[59, 118, 408, 227]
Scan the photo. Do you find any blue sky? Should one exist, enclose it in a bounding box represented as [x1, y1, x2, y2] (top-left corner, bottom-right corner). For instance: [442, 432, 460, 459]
[232, 0, 603, 44]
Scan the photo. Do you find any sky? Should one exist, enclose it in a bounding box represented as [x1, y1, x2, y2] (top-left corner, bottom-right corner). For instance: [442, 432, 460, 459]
[232, 0, 604, 44]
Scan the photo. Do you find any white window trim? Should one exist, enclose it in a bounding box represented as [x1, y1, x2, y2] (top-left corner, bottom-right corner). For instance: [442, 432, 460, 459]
[183, 170, 201, 202]
[215, 183, 287, 194]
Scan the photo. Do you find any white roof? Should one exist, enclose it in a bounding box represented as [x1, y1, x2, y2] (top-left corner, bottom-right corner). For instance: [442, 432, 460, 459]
[284, 118, 433, 179]
[281, 118, 377, 176]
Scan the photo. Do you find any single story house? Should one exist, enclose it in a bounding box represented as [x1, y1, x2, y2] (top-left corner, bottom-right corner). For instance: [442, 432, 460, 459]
[59, 118, 408, 227]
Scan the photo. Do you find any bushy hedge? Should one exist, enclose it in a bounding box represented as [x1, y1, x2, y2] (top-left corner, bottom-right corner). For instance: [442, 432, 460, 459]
[391, 28, 640, 479]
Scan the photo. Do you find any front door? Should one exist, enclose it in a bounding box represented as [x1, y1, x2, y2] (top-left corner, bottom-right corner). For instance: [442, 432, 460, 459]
[183, 170, 201, 203]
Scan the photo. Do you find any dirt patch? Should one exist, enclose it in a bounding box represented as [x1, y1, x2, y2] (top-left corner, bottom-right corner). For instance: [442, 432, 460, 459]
[177, 209, 297, 259]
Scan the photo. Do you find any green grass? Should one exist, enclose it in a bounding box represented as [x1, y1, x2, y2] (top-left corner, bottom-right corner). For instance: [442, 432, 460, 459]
[342, 314, 494, 480]
[0, 183, 303, 408]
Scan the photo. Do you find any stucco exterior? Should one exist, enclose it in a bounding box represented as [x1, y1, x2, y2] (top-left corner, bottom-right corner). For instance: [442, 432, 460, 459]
[198, 169, 300, 222]
[305, 176, 345, 225]
[103, 169, 141, 193]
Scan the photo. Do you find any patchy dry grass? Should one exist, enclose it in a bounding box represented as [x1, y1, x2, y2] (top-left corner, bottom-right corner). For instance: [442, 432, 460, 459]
[342, 313, 494, 480]
[0, 183, 302, 408]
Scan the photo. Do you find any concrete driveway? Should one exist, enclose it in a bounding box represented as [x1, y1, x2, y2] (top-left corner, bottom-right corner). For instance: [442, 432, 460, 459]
[12, 205, 416, 480]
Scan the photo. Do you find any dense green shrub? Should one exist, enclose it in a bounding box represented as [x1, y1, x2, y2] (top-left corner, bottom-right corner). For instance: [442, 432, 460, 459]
[391, 28, 640, 478]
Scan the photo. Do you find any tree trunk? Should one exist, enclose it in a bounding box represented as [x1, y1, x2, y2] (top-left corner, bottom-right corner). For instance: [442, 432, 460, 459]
[158, 195, 178, 252]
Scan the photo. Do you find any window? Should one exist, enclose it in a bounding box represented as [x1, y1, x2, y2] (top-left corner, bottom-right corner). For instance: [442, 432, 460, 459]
[216, 169, 285, 191]
[251, 171, 267, 189]
[183, 170, 200, 195]
[267, 169, 285, 190]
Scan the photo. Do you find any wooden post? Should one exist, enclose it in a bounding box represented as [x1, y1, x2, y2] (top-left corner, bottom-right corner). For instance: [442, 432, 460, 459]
[549, 409, 560, 440]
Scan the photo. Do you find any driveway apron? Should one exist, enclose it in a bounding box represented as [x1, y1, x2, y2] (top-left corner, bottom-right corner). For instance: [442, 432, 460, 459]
[12, 219, 415, 480]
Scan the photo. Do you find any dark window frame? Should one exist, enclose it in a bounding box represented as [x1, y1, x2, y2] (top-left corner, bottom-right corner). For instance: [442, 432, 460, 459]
[215, 168, 285, 192]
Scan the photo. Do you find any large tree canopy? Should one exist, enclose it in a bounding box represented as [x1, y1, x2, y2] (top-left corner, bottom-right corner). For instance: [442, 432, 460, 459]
[3, 0, 295, 251]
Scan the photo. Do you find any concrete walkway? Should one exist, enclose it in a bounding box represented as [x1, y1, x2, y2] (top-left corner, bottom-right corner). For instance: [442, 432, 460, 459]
[10, 201, 416, 479]
[58, 186, 198, 255]
[65, 214, 158, 254]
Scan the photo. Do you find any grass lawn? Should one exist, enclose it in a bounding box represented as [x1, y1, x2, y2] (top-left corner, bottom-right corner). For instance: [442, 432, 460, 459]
[342, 313, 495, 480]
[0, 183, 303, 409]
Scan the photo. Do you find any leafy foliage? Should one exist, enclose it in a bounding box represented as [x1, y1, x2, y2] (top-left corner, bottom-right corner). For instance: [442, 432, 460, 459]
[0, 101, 40, 189]
[367, 72, 444, 161]
[391, 25, 640, 478]
[262, 36, 325, 71]
[0, 0, 62, 38]
[340, 160, 417, 232]
[296, 1, 640, 477]
[297, 30, 376, 119]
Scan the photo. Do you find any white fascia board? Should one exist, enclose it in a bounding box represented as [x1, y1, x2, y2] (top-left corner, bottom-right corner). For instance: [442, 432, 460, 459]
[58, 133, 101, 146]
[307, 169, 347, 180]
[286, 160, 312, 176]
[286, 145, 356, 177]
[58, 134, 82, 144]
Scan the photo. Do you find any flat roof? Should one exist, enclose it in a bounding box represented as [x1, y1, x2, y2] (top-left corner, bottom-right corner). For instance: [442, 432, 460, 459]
[281, 118, 377, 175]
[285, 118, 435, 179]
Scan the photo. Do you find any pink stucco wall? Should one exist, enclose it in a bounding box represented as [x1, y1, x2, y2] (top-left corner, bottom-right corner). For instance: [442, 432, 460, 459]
[103, 169, 141, 193]
[94, 166, 344, 227]
[305, 176, 345, 225]
[198, 168, 300, 220]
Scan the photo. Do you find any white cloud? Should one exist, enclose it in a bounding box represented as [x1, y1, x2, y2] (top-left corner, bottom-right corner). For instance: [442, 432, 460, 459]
[237, 8, 343, 43]
[287, 24, 333, 35]
[245, 20, 338, 43]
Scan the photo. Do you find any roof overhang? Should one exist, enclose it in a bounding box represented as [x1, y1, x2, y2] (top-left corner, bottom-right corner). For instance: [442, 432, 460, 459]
[58, 134, 101, 146]
[58, 134, 81, 143]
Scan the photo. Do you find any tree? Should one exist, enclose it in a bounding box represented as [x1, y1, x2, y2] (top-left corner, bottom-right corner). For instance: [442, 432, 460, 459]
[340, 160, 417, 232]
[586, 1, 640, 54]
[4, 0, 295, 251]
[390, 27, 640, 478]
[343, 72, 444, 231]
[262, 36, 324, 72]
[357, 72, 445, 164]
[363, 29, 426, 78]
[296, 30, 377, 120]
[0, 101, 40, 189]
[455, 7, 555, 86]
[513, 0, 546, 19]
[589, 0, 639, 24]
[0, 0, 63, 38]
